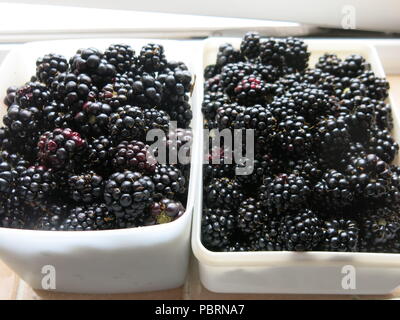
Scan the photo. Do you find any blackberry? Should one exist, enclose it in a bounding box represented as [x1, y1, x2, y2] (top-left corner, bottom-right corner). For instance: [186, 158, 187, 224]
[69, 47, 116, 85]
[367, 127, 398, 163]
[259, 38, 287, 68]
[166, 96, 192, 128]
[223, 240, 252, 252]
[339, 78, 367, 100]
[3, 104, 42, 139]
[233, 75, 268, 105]
[165, 60, 188, 73]
[220, 62, 256, 95]
[284, 37, 310, 72]
[0, 159, 18, 197]
[279, 209, 323, 251]
[240, 32, 261, 60]
[3, 86, 17, 107]
[201, 207, 235, 250]
[112, 140, 156, 174]
[269, 96, 298, 122]
[59, 203, 115, 231]
[99, 74, 133, 109]
[104, 44, 136, 74]
[235, 104, 277, 136]
[314, 170, 354, 210]
[204, 147, 234, 181]
[42, 101, 74, 130]
[259, 173, 310, 214]
[108, 105, 145, 142]
[358, 71, 389, 100]
[276, 115, 313, 157]
[202, 91, 229, 121]
[149, 198, 185, 224]
[321, 218, 359, 252]
[249, 218, 283, 251]
[216, 43, 241, 69]
[375, 101, 393, 131]
[315, 54, 342, 76]
[235, 153, 277, 186]
[158, 69, 192, 104]
[14, 82, 51, 108]
[74, 101, 112, 137]
[204, 64, 218, 80]
[143, 108, 170, 134]
[0, 194, 28, 229]
[138, 43, 166, 73]
[130, 73, 163, 107]
[86, 136, 114, 173]
[341, 54, 370, 78]
[38, 128, 88, 170]
[255, 63, 281, 82]
[204, 177, 244, 210]
[33, 203, 70, 231]
[215, 103, 245, 129]
[68, 171, 104, 204]
[36, 53, 68, 85]
[152, 164, 186, 200]
[237, 197, 266, 234]
[204, 75, 223, 93]
[104, 171, 155, 220]
[346, 154, 392, 199]
[17, 166, 57, 204]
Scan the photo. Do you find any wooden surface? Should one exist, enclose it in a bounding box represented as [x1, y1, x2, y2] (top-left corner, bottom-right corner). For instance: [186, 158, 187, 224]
[1, 75, 400, 300]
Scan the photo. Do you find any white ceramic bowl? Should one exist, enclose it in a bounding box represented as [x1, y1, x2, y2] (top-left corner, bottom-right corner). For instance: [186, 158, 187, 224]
[192, 38, 400, 295]
[0, 39, 203, 294]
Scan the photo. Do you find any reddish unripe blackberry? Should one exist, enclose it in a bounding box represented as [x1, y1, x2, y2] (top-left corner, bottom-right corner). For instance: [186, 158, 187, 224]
[233, 75, 267, 105]
[14, 82, 51, 108]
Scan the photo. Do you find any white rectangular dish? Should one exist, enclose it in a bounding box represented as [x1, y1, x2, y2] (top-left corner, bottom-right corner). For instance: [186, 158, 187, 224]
[192, 38, 400, 295]
[0, 39, 203, 294]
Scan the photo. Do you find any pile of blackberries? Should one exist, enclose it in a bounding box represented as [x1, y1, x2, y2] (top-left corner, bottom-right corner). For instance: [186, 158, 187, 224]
[0, 43, 193, 231]
[202, 32, 400, 253]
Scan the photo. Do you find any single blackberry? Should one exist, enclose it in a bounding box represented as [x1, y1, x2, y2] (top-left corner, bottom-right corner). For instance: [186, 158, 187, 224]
[138, 43, 166, 73]
[152, 164, 186, 200]
[59, 203, 115, 231]
[259, 173, 311, 214]
[339, 78, 368, 100]
[215, 103, 245, 129]
[284, 37, 310, 72]
[285, 156, 324, 184]
[68, 171, 104, 204]
[149, 198, 185, 224]
[74, 101, 112, 137]
[36, 53, 68, 85]
[143, 108, 170, 134]
[220, 62, 256, 95]
[104, 44, 136, 74]
[69, 47, 116, 85]
[204, 177, 244, 210]
[204, 75, 223, 93]
[340, 54, 370, 78]
[99, 74, 133, 109]
[17, 166, 57, 204]
[130, 73, 163, 107]
[42, 101, 74, 130]
[358, 71, 389, 100]
[202, 91, 229, 121]
[204, 147, 234, 181]
[108, 105, 145, 142]
[233, 75, 268, 105]
[165, 60, 188, 73]
[321, 218, 359, 252]
[201, 207, 235, 250]
[14, 82, 51, 108]
[3, 86, 17, 107]
[104, 171, 154, 220]
[0, 193, 28, 229]
[235, 104, 277, 135]
[374, 101, 393, 131]
[51, 72, 97, 110]
[314, 170, 354, 210]
[111, 140, 156, 174]
[204, 64, 218, 80]
[315, 54, 342, 76]
[255, 63, 281, 82]
[346, 154, 392, 199]
[0, 159, 18, 197]
[158, 69, 192, 104]
[259, 38, 287, 68]
[269, 96, 298, 122]
[33, 202, 70, 231]
[279, 209, 323, 251]
[276, 115, 313, 157]
[367, 127, 398, 163]
[240, 32, 261, 60]
[235, 153, 277, 186]
[339, 141, 367, 170]
[86, 136, 114, 174]
[38, 128, 88, 170]
[249, 218, 283, 251]
[165, 96, 192, 128]
[216, 43, 241, 69]
[3, 104, 42, 139]
[237, 197, 266, 234]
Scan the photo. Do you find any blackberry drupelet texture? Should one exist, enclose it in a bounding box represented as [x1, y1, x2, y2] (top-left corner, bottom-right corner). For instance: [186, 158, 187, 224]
[36, 53, 68, 85]
[149, 198, 185, 224]
[321, 218, 359, 252]
[68, 171, 104, 204]
[104, 44, 136, 74]
[108, 105, 145, 142]
[138, 43, 166, 73]
[204, 177, 244, 210]
[152, 164, 186, 200]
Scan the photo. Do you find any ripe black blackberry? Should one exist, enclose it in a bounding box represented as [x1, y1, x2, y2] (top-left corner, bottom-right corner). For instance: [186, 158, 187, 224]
[204, 147, 234, 181]
[166, 96, 193, 128]
[130, 73, 163, 107]
[51, 72, 97, 110]
[259, 173, 311, 214]
[69, 47, 116, 86]
[215, 103, 245, 129]
[42, 101, 74, 130]
[204, 177, 244, 210]
[367, 127, 399, 163]
[276, 115, 313, 157]
[33, 202, 70, 231]
[358, 71, 389, 100]
[3, 86, 17, 107]
[158, 69, 192, 104]
[99, 74, 133, 109]
[249, 218, 283, 251]
[38, 128, 88, 170]
[86, 135, 114, 174]
[204, 75, 223, 93]
[285, 156, 324, 184]
[346, 154, 392, 199]
[204, 64, 218, 80]
[14, 82, 51, 108]
[149, 198, 185, 224]
[104, 44, 136, 74]
[0, 194, 28, 229]
[112, 140, 156, 174]
[341, 54, 370, 78]
[314, 170, 354, 210]
[339, 78, 368, 100]
[3, 104, 41, 140]
[59, 203, 115, 231]
[321, 218, 359, 252]
[152, 164, 186, 200]
[255, 63, 281, 83]
[36, 53, 68, 85]
[233, 75, 268, 105]
[220, 62, 256, 95]
[237, 197, 266, 234]
[0, 159, 18, 197]
[74, 101, 112, 137]
[269, 96, 298, 122]
[315, 53, 342, 76]
[17, 166, 57, 205]
[143, 108, 170, 134]
[240, 32, 261, 60]
[284, 37, 310, 72]
[201, 207, 235, 250]
[138, 43, 166, 73]
[279, 209, 323, 251]
[235, 153, 277, 186]
[104, 171, 155, 220]
[165, 60, 188, 73]
[68, 171, 104, 204]
[235, 104, 277, 136]
[108, 105, 145, 142]
[259, 38, 291, 73]
[216, 43, 241, 69]
[202, 91, 229, 121]
[374, 101, 393, 131]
